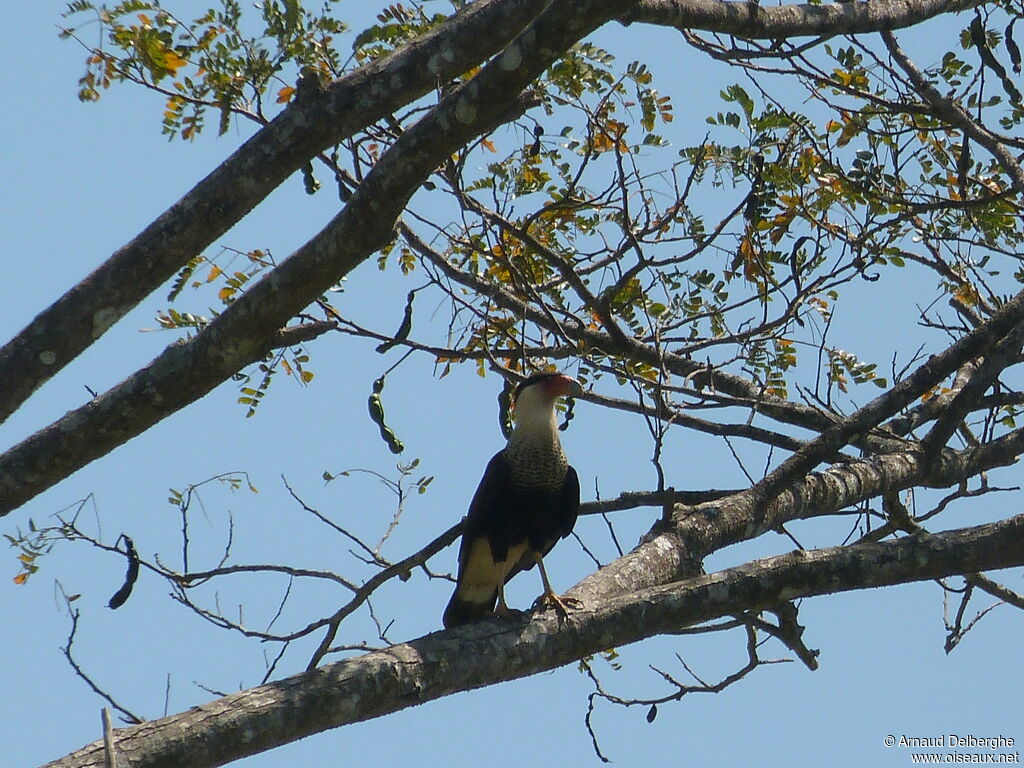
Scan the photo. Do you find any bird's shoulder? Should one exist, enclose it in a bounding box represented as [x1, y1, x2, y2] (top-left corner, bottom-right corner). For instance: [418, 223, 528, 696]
[464, 450, 511, 516]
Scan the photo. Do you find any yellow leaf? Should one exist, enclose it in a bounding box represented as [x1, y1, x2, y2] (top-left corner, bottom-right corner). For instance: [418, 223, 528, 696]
[739, 236, 764, 282]
[206, 265, 223, 282]
[953, 283, 980, 306]
[301, 370, 315, 384]
[980, 176, 1003, 193]
[218, 286, 235, 302]
[162, 50, 187, 76]
[276, 86, 295, 104]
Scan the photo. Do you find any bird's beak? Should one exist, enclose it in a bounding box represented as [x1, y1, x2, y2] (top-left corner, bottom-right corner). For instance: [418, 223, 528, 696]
[561, 375, 584, 399]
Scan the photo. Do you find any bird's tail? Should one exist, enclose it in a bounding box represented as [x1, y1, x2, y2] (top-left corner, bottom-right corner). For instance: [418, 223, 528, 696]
[442, 588, 497, 628]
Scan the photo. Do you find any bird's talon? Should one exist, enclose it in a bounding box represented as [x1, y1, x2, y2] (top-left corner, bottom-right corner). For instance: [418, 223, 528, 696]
[493, 605, 525, 620]
[533, 591, 582, 617]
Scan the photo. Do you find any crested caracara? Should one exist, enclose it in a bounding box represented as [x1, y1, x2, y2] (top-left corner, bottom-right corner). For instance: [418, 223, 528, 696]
[443, 372, 583, 628]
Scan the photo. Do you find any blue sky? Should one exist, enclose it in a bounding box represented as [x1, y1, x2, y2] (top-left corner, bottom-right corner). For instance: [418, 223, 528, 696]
[3, 2, 1022, 767]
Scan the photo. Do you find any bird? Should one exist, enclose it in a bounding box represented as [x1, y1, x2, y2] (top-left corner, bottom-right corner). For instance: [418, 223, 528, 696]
[443, 372, 583, 628]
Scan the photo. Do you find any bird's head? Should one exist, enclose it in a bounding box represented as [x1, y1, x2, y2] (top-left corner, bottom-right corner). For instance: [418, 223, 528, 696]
[511, 372, 583, 434]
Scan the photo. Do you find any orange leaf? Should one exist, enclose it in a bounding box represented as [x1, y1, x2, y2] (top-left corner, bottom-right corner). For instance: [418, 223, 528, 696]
[480, 137, 496, 153]
[13, 573, 27, 585]
[162, 50, 187, 76]
[276, 86, 295, 104]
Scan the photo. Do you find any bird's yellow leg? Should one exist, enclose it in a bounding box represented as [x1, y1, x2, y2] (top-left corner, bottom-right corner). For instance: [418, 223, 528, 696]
[532, 554, 582, 617]
[492, 579, 526, 619]
[493, 579, 514, 617]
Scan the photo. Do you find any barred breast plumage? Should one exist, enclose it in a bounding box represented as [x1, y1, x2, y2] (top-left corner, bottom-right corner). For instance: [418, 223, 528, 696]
[504, 434, 567, 491]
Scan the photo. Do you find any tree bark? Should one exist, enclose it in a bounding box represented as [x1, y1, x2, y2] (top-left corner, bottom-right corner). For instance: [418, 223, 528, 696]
[43, 513, 1024, 768]
[572, 433, 1024, 604]
[0, 0, 550, 425]
[624, 0, 984, 37]
[0, 0, 630, 515]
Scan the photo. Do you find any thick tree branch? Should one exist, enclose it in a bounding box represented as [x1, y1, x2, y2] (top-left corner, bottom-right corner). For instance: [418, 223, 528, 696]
[44, 513, 1024, 768]
[621, 0, 984, 38]
[749, 289, 1024, 503]
[572, 427, 1024, 605]
[0, 0, 553, 425]
[919, 324, 1024, 457]
[0, 0, 633, 516]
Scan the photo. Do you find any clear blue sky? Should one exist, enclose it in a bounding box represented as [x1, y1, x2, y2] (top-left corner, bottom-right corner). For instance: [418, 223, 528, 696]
[3, 3, 1021, 767]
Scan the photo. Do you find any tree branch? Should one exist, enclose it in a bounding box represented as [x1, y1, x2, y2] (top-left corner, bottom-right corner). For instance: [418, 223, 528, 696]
[44, 513, 1024, 768]
[0, 0, 554, 425]
[571, 427, 1024, 605]
[882, 29, 1024, 192]
[621, 0, 985, 39]
[749, 287, 1024, 503]
[0, 0, 633, 516]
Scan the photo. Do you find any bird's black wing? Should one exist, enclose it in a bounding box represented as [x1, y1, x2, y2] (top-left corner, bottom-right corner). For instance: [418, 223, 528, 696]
[458, 450, 514, 566]
[557, 464, 580, 540]
[443, 451, 513, 627]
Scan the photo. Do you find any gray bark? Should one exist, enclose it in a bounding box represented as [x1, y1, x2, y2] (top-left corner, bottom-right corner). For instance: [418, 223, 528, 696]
[9, 2, 1021, 766]
[0, 0, 630, 514]
[0, 0, 552, 425]
[43, 513, 1024, 768]
[0, 0, 980, 499]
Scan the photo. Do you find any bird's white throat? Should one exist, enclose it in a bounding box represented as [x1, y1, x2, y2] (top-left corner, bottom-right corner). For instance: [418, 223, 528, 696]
[509, 384, 563, 443]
